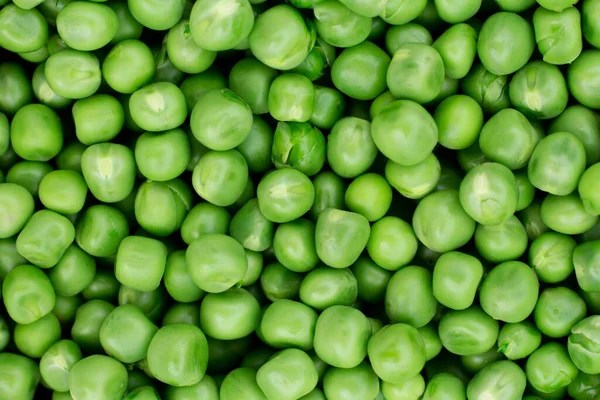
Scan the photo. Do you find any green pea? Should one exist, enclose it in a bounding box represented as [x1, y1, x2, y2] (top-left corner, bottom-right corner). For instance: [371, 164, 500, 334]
[534, 287, 587, 338]
[412, 190, 476, 253]
[569, 316, 600, 374]
[568, 371, 600, 400]
[260, 262, 303, 301]
[314, 1, 371, 48]
[0, 5, 48, 53]
[162, 302, 201, 326]
[268, 74, 315, 123]
[461, 348, 505, 374]
[81, 271, 119, 302]
[422, 372, 467, 400]
[192, 149, 249, 207]
[477, 12, 535, 75]
[0, 63, 34, 116]
[583, 0, 600, 47]
[115, 236, 167, 292]
[308, 172, 345, 221]
[518, 199, 550, 240]
[69, 355, 128, 400]
[81, 143, 136, 203]
[434, 95, 483, 151]
[290, 40, 332, 82]
[39, 170, 88, 215]
[257, 348, 318, 400]
[528, 231, 575, 283]
[241, 347, 276, 371]
[0, 183, 34, 239]
[220, 368, 266, 400]
[337, 0, 386, 17]
[299, 266, 358, 310]
[273, 219, 318, 272]
[6, 161, 54, 197]
[370, 91, 397, 120]
[134, 128, 190, 181]
[0, 113, 7, 156]
[366, 216, 418, 271]
[351, 256, 392, 303]
[386, 266, 437, 328]
[513, 171, 535, 211]
[527, 342, 579, 393]
[56, 1, 118, 51]
[433, 24, 477, 80]
[432, 251, 483, 310]
[257, 168, 314, 223]
[260, 299, 318, 350]
[573, 240, 600, 293]
[14, 312, 61, 359]
[231, 177, 256, 212]
[136, 179, 193, 236]
[129, 82, 187, 132]
[19, 43, 50, 63]
[438, 306, 499, 356]
[368, 323, 426, 384]
[568, 50, 600, 109]
[0, 353, 40, 400]
[466, 361, 526, 400]
[385, 23, 433, 55]
[118, 284, 168, 323]
[71, 94, 124, 146]
[0, 315, 9, 351]
[102, 39, 155, 94]
[475, 215, 528, 263]
[381, 0, 427, 25]
[152, 42, 186, 85]
[180, 202, 231, 245]
[541, 193, 599, 235]
[579, 163, 600, 216]
[10, 103, 63, 162]
[45, 49, 102, 99]
[385, 154, 441, 200]
[71, 299, 114, 353]
[109, 1, 144, 43]
[46, 33, 69, 55]
[186, 233, 248, 293]
[228, 59, 276, 116]
[549, 105, 600, 166]
[479, 261, 539, 323]
[235, 117, 274, 174]
[39, 340, 82, 393]
[382, 374, 426, 400]
[48, 244, 96, 297]
[164, 375, 219, 400]
[534, 6, 582, 66]
[301, 387, 326, 400]
[127, 0, 185, 31]
[372, 100, 438, 166]
[189, 0, 254, 51]
[497, 321, 542, 360]
[346, 173, 391, 221]
[323, 362, 380, 400]
[310, 85, 346, 130]
[272, 122, 326, 177]
[327, 117, 377, 178]
[76, 205, 129, 258]
[200, 288, 261, 340]
[228, 198, 273, 252]
[123, 386, 161, 400]
[460, 62, 510, 115]
[165, 19, 216, 74]
[249, 5, 315, 71]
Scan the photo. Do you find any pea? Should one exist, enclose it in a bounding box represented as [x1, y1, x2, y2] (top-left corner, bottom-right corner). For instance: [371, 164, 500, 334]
[272, 122, 326, 177]
[526, 342, 579, 393]
[0, 353, 40, 400]
[192, 149, 249, 207]
[39, 340, 82, 392]
[433, 251, 483, 310]
[200, 288, 261, 340]
[71, 299, 115, 353]
[474, 215, 529, 263]
[386, 266, 438, 328]
[323, 363, 380, 400]
[69, 355, 128, 400]
[56, 1, 118, 51]
[466, 361, 526, 400]
[497, 321, 542, 360]
[534, 287, 587, 338]
[260, 299, 318, 351]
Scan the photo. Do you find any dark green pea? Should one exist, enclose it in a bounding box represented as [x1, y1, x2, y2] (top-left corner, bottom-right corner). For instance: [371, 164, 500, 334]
[541, 193, 599, 235]
[236, 116, 274, 174]
[534, 287, 587, 338]
[460, 62, 511, 116]
[52, 294, 83, 325]
[48, 245, 96, 297]
[466, 360, 526, 400]
[579, 163, 600, 215]
[260, 262, 303, 302]
[0, 62, 34, 115]
[162, 302, 201, 326]
[461, 348, 505, 374]
[568, 372, 600, 400]
[527, 342, 579, 393]
[118, 285, 168, 323]
[180, 202, 231, 245]
[385, 23, 433, 55]
[180, 69, 226, 112]
[434, 160, 464, 193]
[351, 256, 392, 303]
[458, 143, 489, 171]
[386, 266, 438, 328]
[14, 312, 61, 358]
[230, 178, 255, 212]
[573, 240, 600, 293]
[497, 321, 542, 361]
[273, 218, 318, 273]
[192, 149, 249, 207]
[475, 215, 528, 263]
[0, 238, 25, 280]
[76, 205, 129, 258]
[18, 42, 50, 63]
[55, 142, 86, 175]
[220, 368, 266, 400]
[272, 122, 326, 177]
[309, 171, 346, 221]
[127, 0, 185, 31]
[108, 1, 143, 43]
[0, 353, 40, 400]
[164, 375, 219, 400]
[422, 372, 466, 400]
[299, 266, 358, 310]
[314, 0, 371, 48]
[370, 91, 397, 120]
[416, 324, 442, 361]
[310, 85, 346, 130]
[0, 183, 34, 239]
[71, 299, 115, 353]
[514, 170, 536, 211]
[290, 45, 328, 82]
[518, 199, 550, 240]
[0, 5, 48, 53]
[241, 347, 276, 371]
[206, 336, 252, 375]
[229, 58, 278, 115]
[229, 198, 273, 252]
[260, 299, 318, 350]
[152, 42, 186, 86]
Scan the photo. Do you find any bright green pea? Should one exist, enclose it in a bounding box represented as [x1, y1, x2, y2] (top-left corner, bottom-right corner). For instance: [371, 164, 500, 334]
[118, 285, 168, 323]
[434, 0, 481, 23]
[229, 58, 277, 115]
[189, 0, 254, 51]
[109, 1, 144, 43]
[479, 108, 540, 170]
[72, 94, 124, 145]
[434, 95, 483, 150]
[229, 198, 274, 252]
[129, 82, 187, 132]
[241, 250, 263, 287]
[45, 49, 102, 99]
[370, 90, 397, 120]
[115, 236, 167, 292]
[387, 43, 445, 104]
[186, 233, 248, 293]
[331, 41, 390, 101]
[323, 363, 380, 400]
[0, 353, 40, 400]
[81, 143, 136, 203]
[192, 149, 249, 207]
[75, 205, 129, 258]
[534, 6, 582, 66]
[479, 261, 539, 323]
[249, 5, 315, 71]
[327, 117, 377, 178]
[301, 387, 326, 400]
[433, 251, 483, 310]
[529, 231, 576, 283]
[381, 0, 427, 25]
[466, 361, 526, 400]
[272, 122, 325, 177]
[81, 272, 119, 302]
[135, 128, 190, 180]
[257, 168, 314, 223]
[534, 287, 587, 338]
[200, 288, 261, 340]
[385, 154, 441, 200]
[568, 50, 600, 109]
[385, 23, 433, 55]
[0, 5, 48, 53]
[164, 375, 219, 400]
[11, 103, 63, 162]
[127, 0, 185, 31]
[31, 62, 72, 110]
[579, 163, 600, 215]
[38, 170, 87, 215]
[39, 340, 82, 393]
[314, 305, 371, 368]
[191, 88, 253, 150]
[166, 19, 216, 74]
[57, 1, 118, 51]
[573, 240, 600, 293]
[71, 299, 115, 353]
[527, 342, 579, 393]
[236, 117, 274, 174]
[273, 219, 318, 272]
[386, 266, 437, 328]
[346, 173, 392, 221]
[439, 306, 499, 356]
[475, 215, 528, 263]
[69, 355, 128, 400]
[460, 62, 510, 115]
[528, 131, 586, 195]
[497, 321, 542, 360]
[568, 371, 600, 400]
[569, 316, 600, 374]
[477, 12, 535, 75]
[367, 216, 418, 271]
[299, 266, 357, 310]
[0, 62, 34, 116]
[422, 372, 466, 400]
[257, 348, 318, 400]
[537, 0, 578, 10]
[372, 100, 438, 166]
[180, 67, 226, 109]
[310, 85, 346, 130]
[14, 312, 61, 359]
[337, 0, 386, 17]
[48, 245, 96, 297]
[368, 323, 426, 384]
[268, 74, 315, 123]
[412, 189, 476, 253]
[260, 299, 318, 350]
[583, 0, 600, 48]
[461, 348, 506, 374]
[541, 193, 599, 235]
[5, 161, 53, 197]
[220, 368, 266, 400]
[0, 183, 34, 239]
[180, 202, 231, 245]
[103, 39, 155, 94]
[432, 24, 477, 80]
[382, 374, 426, 400]
[314, 1, 371, 48]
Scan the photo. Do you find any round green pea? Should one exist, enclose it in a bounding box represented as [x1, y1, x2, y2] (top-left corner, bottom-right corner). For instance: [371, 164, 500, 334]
[14, 312, 61, 358]
[573, 240, 600, 293]
[166, 19, 216, 74]
[81, 143, 136, 203]
[439, 306, 499, 356]
[45, 49, 102, 99]
[260, 262, 303, 302]
[164, 375, 219, 400]
[11, 103, 63, 162]
[220, 368, 266, 400]
[367, 216, 418, 271]
[549, 106, 600, 166]
[422, 372, 466, 400]
[434, 0, 481, 23]
[192, 149, 249, 207]
[0, 183, 34, 239]
[127, 0, 185, 31]
[0, 5, 48, 53]
[327, 117, 378, 178]
[345, 173, 392, 222]
[39, 170, 88, 215]
[69, 355, 128, 400]
[164, 250, 205, 303]
[229, 58, 278, 115]
[257, 348, 318, 400]
[579, 163, 600, 215]
[129, 82, 187, 132]
[323, 363, 380, 400]
[527, 342, 580, 393]
[434, 95, 483, 150]
[528, 231, 576, 283]
[433, 251, 483, 310]
[567, 371, 600, 400]
[40, 340, 82, 393]
[568, 50, 600, 109]
[462, 349, 506, 375]
[534, 6, 582, 65]
[260, 299, 318, 350]
[541, 193, 599, 235]
[299, 266, 358, 310]
[6, 161, 54, 197]
[460, 62, 511, 115]
[72, 94, 124, 145]
[386, 266, 438, 328]
[310, 85, 346, 130]
[108, 1, 143, 43]
[382, 374, 426, 400]
[135, 128, 190, 181]
[474, 215, 528, 263]
[385, 23, 433, 56]
[380, 0, 427, 25]
[433, 23, 478, 80]
[180, 202, 231, 245]
[314, 0, 371, 48]
[534, 287, 587, 338]
[0, 353, 40, 400]
[189, 0, 254, 51]
[497, 321, 542, 360]
[268, 74, 315, 123]
[103, 39, 155, 94]
[568, 316, 600, 375]
[31, 62, 72, 111]
[257, 168, 314, 223]
[200, 288, 261, 340]
[76, 205, 129, 258]
[56, 1, 118, 51]
[273, 219, 318, 272]
[385, 153, 441, 199]
[49, 244, 96, 297]
[71, 299, 115, 353]
[466, 361, 526, 400]
[272, 122, 326, 177]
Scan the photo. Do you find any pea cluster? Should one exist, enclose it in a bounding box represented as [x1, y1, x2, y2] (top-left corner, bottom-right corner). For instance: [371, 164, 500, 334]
[1, 0, 600, 399]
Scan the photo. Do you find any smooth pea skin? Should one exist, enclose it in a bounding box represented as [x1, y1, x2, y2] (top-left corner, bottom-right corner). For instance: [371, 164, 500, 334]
[39, 170, 88, 215]
[380, 0, 427, 25]
[460, 62, 511, 115]
[164, 375, 219, 400]
[272, 122, 326, 177]
[434, 95, 483, 150]
[0, 353, 40, 400]
[386, 266, 438, 328]
[5, 161, 54, 197]
[273, 219, 318, 272]
[230, 198, 274, 252]
[257, 168, 314, 223]
[368, 323, 426, 384]
[579, 163, 600, 215]
[367, 216, 418, 271]
[311, 85, 346, 130]
[127, 0, 185, 31]
[69, 355, 128, 400]
[327, 117, 378, 178]
[345, 173, 392, 222]
[115, 236, 168, 292]
[0, 5, 48, 53]
[549, 105, 600, 166]
[432, 24, 478, 80]
[529, 231, 576, 283]
[381, 374, 426, 400]
[475, 215, 528, 263]
[166, 19, 217, 74]
[10, 103, 63, 162]
[413, 189, 476, 253]
[479, 261, 539, 323]
[385, 153, 441, 199]
[479, 108, 540, 170]
[433, 251, 483, 310]
[135, 128, 190, 181]
[220, 368, 266, 400]
[192, 149, 249, 207]
[497, 321, 542, 360]
[477, 12, 535, 75]
[541, 193, 599, 235]
[249, 5, 314, 71]
[72, 94, 124, 145]
[315, 209, 370, 269]
[260, 262, 303, 302]
[534, 287, 587, 338]
[237, 116, 275, 174]
[534, 7, 582, 66]
[466, 361, 527, 400]
[422, 372, 466, 400]
[323, 363, 380, 400]
[186, 233, 248, 293]
[459, 162, 518, 226]
[40, 340, 82, 393]
[102, 40, 155, 94]
[260, 299, 318, 350]
[439, 306, 499, 356]
[14, 312, 61, 358]
[0, 63, 34, 116]
[387, 43, 445, 104]
[313, 1, 371, 48]
[372, 100, 438, 166]
[568, 50, 600, 109]
[200, 288, 261, 340]
[189, 0, 254, 51]
[573, 240, 600, 293]
[76, 205, 129, 258]
[331, 41, 390, 101]
[129, 82, 187, 132]
[583, 0, 600, 48]
[568, 316, 600, 374]
[45, 49, 102, 99]
[81, 143, 136, 203]
[229, 58, 278, 115]
[526, 342, 579, 393]
[0, 183, 35, 239]
[300, 266, 358, 310]
[57, 1, 118, 51]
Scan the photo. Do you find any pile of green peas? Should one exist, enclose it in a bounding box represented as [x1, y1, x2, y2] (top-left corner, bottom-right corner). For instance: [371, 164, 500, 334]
[1, 0, 600, 399]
